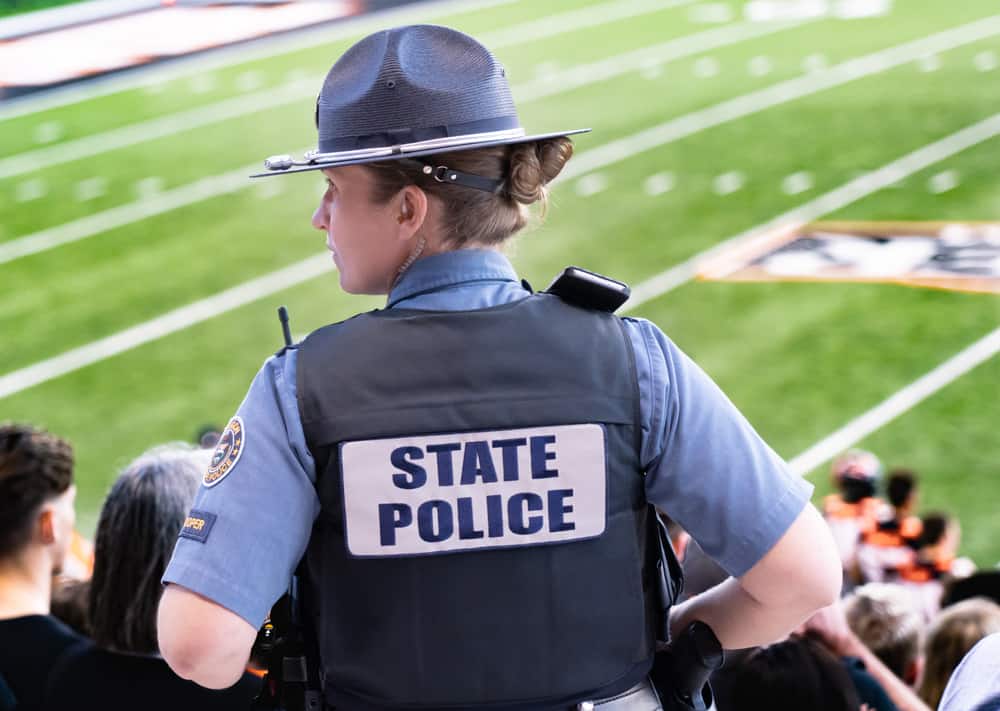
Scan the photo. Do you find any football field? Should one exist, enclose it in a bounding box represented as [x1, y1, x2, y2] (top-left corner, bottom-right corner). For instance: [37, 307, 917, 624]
[1, 0, 998, 565]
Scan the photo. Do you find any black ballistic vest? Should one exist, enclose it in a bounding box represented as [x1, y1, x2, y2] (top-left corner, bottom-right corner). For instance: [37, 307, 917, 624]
[297, 294, 660, 710]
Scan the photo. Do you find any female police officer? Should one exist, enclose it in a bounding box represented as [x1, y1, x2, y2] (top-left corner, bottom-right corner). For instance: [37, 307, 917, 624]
[157, 24, 840, 710]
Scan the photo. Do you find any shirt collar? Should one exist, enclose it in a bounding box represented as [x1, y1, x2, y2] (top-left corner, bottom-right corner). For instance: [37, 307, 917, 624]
[387, 249, 519, 308]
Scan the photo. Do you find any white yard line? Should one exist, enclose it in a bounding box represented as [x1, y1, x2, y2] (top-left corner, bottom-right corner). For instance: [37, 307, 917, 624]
[622, 113, 1000, 309]
[0, 0, 517, 121]
[559, 13, 1000, 181]
[0, 0, 690, 123]
[0, 255, 334, 400]
[0, 19, 802, 181]
[3, 112, 1000, 401]
[787, 325, 1000, 476]
[0, 20, 811, 265]
[478, 0, 694, 48]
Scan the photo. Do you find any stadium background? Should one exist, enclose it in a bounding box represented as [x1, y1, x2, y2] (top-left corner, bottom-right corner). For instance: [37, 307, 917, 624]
[0, 0, 998, 566]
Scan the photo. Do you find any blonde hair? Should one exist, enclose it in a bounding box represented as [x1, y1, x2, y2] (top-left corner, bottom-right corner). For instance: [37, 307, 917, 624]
[844, 583, 923, 679]
[918, 597, 1000, 708]
[364, 137, 574, 248]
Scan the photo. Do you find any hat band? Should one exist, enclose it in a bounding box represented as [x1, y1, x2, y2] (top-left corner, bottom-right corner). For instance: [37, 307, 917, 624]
[317, 114, 523, 152]
[304, 127, 526, 166]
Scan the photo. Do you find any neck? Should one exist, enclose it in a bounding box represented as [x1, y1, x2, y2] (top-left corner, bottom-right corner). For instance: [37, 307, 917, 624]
[0, 549, 53, 619]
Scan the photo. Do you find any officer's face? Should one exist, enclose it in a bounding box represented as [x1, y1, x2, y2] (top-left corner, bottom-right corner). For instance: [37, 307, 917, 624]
[313, 166, 412, 295]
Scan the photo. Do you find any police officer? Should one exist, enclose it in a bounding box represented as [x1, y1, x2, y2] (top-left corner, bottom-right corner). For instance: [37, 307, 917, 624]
[158, 24, 841, 710]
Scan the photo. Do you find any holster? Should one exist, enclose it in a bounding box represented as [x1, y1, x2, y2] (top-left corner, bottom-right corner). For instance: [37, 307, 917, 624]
[648, 512, 723, 711]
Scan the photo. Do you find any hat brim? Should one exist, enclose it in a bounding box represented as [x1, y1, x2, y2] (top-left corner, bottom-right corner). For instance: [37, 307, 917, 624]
[249, 128, 591, 178]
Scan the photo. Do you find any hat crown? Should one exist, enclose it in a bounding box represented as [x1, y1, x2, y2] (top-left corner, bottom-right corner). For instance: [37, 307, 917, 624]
[316, 25, 520, 154]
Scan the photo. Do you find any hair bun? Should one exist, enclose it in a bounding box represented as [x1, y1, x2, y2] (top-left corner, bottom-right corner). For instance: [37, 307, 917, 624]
[507, 137, 574, 206]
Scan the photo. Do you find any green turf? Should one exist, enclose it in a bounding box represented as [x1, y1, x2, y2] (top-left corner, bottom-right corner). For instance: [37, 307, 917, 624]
[0, 0, 82, 18]
[2, 0, 999, 567]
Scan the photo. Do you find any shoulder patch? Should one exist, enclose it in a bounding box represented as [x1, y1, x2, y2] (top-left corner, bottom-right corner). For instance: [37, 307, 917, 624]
[179, 510, 217, 543]
[204, 416, 245, 488]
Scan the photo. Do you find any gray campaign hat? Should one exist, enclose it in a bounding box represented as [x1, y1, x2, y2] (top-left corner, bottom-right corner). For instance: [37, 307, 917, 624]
[252, 24, 589, 183]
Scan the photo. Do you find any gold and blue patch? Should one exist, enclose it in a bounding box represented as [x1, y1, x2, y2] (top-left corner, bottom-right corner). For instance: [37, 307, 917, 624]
[180, 509, 217, 543]
[204, 415, 245, 488]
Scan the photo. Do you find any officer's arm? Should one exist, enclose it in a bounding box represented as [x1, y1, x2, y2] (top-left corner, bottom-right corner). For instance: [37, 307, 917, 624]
[158, 584, 258, 689]
[157, 353, 319, 689]
[668, 503, 841, 648]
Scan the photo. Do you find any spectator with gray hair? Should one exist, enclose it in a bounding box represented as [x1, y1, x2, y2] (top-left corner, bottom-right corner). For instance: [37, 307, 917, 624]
[42, 444, 259, 711]
[844, 583, 924, 686]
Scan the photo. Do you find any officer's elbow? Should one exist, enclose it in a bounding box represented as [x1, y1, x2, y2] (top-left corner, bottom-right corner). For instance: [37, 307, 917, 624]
[158, 584, 256, 689]
[742, 503, 842, 614]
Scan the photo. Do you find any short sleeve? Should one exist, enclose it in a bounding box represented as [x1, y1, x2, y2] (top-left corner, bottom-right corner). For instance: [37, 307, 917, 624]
[623, 318, 813, 578]
[162, 349, 319, 627]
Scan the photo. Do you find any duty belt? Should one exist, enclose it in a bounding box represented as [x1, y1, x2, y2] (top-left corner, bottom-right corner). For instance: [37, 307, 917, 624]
[576, 680, 662, 711]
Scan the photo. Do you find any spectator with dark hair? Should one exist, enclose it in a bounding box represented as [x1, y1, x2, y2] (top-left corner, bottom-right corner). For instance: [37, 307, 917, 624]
[937, 633, 1000, 711]
[899, 512, 973, 621]
[918, 598, 1000, 709]
[844, 583, 923, 685]
[0, 424, 84, 711]
[857, 470, 923, 584]
[823, 449, 883, 584]
[943, 570, 1000, 609]
[42, 445, 260, 711]
[886, 469, 918, 516]
[722, 635, 861, 711]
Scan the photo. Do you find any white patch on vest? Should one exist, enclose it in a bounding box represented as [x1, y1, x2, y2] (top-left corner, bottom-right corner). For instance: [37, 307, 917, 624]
[340, 424, 607, 557]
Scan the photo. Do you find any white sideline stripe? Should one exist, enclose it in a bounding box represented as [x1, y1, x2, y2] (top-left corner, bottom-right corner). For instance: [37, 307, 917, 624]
[0, 0, 517, 121]
[787, 325, 1000, 477]
[0, 167, 258, 264]
[478, 0, 695, 49]
[622, 113, 1000, 310]
[3, 115, 1000, 402]
[0, 19, 802, 181]
[0, 21, 810, 264]
[559, 13, 1000, 182]
[0, 0, 689, 122]
[0, 255, 334, 400]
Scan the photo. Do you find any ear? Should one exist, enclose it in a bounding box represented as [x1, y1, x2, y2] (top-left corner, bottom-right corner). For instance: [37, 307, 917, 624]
[395, 185, 428, 241]
[906, 656, 924, 687]
[38, 507, 55, 545]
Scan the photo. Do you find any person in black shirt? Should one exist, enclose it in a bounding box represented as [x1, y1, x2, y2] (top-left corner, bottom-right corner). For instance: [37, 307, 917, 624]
[42, 444, 259, 711]
[0, 424, 83, 711]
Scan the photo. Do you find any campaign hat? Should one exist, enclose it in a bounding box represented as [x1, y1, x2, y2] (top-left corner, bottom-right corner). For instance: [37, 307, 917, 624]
[253, 24, 588, 179]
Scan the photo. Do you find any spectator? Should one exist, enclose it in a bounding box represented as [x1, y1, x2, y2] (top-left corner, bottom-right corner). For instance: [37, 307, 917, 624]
[887, 469, 919, 520]
[49, 576, 90, 637]
[918, 598, 1000, 709]
[0, 424, 84, 711]
[899, 512, 968, 621]
[943, 570, 1000, 609]
[844, 583, 923, 685]
[801, 600, 932, 711]
[857, 470, 922, 583]
[42, 445, 260, 711]
[937, 633, 1000, 711]
[195, 424, 222, 450]
[722, 635, 861, 711]
[823, 449, 883, 584]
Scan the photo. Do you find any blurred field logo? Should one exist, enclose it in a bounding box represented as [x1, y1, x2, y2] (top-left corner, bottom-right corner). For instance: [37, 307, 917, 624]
[205, 416, 245, 487]
[744, 0, 892, 21]
[699, 222, 1000, 293]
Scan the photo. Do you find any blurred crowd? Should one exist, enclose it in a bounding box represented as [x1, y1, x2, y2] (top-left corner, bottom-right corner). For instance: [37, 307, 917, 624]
[1, 423, 998, 711]
[671, 448, 1000, 711]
